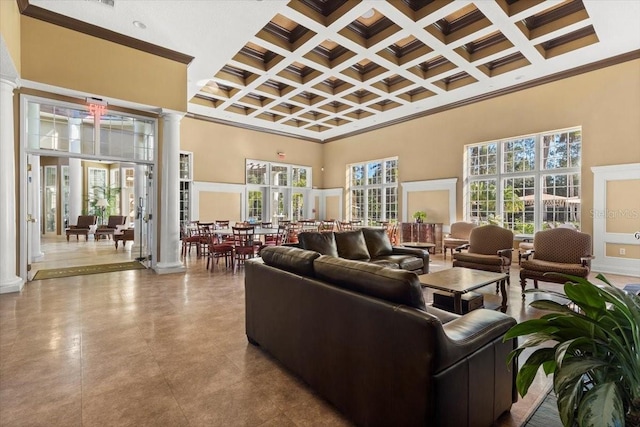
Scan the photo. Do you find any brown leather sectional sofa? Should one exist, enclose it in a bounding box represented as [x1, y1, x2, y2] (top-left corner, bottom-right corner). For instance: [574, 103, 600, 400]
[245, 246, 518, 427]
[291, 227, 431, 274]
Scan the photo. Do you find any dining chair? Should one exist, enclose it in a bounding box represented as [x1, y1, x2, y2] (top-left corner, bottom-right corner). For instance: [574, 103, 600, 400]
[286, 222, 303, 243]
[197, 222, 215, 258]
[338, 221, 352, 231]
[206, 233, 234, 271]
[262, 224, 288, 247]
[319, 220, 335, 232]
[232, 226, 258, 272]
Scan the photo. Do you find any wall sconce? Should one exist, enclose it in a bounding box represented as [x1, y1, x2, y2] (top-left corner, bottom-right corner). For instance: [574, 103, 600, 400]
[277, 151, 285, 160]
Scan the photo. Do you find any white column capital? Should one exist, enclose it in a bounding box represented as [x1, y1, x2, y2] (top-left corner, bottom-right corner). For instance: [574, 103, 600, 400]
[159, 110, 186, 122]
[0, 78, 18, 91]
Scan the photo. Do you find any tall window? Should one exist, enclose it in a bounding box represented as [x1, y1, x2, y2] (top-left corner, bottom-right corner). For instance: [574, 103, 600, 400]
[464, 127, 581, 233]
[246, 160, 312, 222]
[348, 158, 398, 224]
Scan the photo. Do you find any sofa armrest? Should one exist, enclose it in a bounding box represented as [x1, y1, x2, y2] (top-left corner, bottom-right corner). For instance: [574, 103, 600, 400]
[434, 309, 516, 372]
[391, 246, 430, 274]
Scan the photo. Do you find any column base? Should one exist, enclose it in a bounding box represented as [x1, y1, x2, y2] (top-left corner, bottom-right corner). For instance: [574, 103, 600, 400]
[153, 262, 186, 275]
[31, 252, 44, 262]
[0, 276, 24, 294]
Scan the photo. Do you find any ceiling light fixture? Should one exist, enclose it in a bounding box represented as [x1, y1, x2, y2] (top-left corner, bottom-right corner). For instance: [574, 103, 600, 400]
[133, 20, 147, 29]
[360, 8, 375, 19]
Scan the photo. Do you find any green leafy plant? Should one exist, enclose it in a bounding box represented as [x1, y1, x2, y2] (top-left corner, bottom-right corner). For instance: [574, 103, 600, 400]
[412, 211, 427, 223]
[505, 274, 640, 426]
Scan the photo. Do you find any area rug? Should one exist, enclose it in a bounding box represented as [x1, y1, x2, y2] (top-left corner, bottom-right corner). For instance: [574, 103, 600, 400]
[33, 261, 146, 280]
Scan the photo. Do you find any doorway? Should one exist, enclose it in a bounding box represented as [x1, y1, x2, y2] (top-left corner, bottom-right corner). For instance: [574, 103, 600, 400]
[20, 95, 157, 281]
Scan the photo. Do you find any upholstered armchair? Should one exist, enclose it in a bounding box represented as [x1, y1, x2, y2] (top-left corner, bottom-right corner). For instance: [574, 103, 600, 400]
[453, 224, 514, 288]
[520, 228, 593, 298]
[443, 221, 476, 259]
[65, 215, 97, 241]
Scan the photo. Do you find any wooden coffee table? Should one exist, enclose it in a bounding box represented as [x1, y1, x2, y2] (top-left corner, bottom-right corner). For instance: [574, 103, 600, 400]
[401, 242, 436, 254]
[418, 267, 508, 314]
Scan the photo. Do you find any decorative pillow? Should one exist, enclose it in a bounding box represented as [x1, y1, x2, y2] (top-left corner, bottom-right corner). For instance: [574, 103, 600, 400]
[334, 230, 371, 260]
[260, 246, 320, 277]
[298, 232, 339, 257]
[362, 227, 393, 258]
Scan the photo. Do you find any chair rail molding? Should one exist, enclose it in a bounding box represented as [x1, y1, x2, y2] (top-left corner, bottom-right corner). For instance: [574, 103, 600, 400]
[401, 178, 457, 232]
[591, 163, 640, 276]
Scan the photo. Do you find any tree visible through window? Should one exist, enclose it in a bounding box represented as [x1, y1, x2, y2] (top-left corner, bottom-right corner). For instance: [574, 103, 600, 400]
[464, 128, 581, 233]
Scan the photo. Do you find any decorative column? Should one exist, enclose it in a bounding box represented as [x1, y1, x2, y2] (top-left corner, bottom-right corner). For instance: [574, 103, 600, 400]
[68, 118, 83, 222]
[0, 78, 24, 293]
[154, 111, 185, 274]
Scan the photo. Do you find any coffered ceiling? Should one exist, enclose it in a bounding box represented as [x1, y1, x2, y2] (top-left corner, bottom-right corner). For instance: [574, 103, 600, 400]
[23, 0, 640, 142]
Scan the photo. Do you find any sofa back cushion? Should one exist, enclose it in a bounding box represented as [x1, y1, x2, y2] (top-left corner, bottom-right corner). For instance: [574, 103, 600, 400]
[298, 232, 339, 257]
[362, 228, 393, 258]
[314, 255, 426, 310]
[260, 246, 320, 277]
[334, 230, 370, 260]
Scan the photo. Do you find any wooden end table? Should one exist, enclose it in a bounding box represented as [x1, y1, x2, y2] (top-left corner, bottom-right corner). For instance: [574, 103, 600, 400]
[418, 267, 508, 314]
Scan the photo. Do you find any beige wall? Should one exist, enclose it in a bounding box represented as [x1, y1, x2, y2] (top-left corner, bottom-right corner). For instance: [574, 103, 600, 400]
[323, 59, 640, 237]
[606, 243, 640, 260]
[20, 17, 187, 112]
[325, 196, 340, 220]
[407, 190, 450, 225]
[180, 117, 324, 185]
[606, 180, 640, 234]
[199, 192, 241, 223]
[0, 0, 21, 74]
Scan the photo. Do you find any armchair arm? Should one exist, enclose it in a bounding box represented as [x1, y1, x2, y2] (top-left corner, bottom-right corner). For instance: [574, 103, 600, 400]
[580, 254, 595, 267]
[497, 248, 513, 258]
[521, 249, 534, 261]
[454, 243, 470, 252]
[434, 309, 516, 372]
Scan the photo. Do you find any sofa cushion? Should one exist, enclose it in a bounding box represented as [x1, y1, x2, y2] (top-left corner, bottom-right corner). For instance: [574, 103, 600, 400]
[298, 232, 339, 257]
[314, 255, 426, 310]
[334, 230, 370, 260]
[362, 228, 393, 258]
[260, 246, 320, 277]
[372, 254, 423, 272]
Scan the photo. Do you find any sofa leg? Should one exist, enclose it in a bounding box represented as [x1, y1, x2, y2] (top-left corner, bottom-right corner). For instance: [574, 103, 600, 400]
[247, 336, 260, 346]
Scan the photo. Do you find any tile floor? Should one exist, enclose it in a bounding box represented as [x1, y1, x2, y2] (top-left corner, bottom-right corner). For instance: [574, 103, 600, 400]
[0, 236, 636, 426]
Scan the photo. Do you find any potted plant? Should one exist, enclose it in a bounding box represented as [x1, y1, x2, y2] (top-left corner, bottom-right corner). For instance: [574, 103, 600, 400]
[413, 211, 427, 223]
[505, 274, 640, 426]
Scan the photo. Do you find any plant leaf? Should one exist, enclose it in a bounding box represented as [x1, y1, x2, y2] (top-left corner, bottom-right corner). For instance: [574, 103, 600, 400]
[556, 378, 582, 427]
[576, 382, 625, 427]
[516, 347, 556, 397]
[554, 358, 607, 398]
[504, 319, 558, 339]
